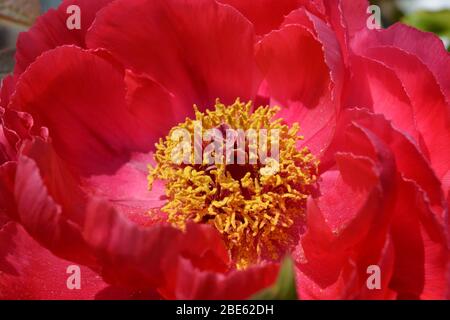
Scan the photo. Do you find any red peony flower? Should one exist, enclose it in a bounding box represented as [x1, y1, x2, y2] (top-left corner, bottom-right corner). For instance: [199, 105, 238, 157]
[0, 0, 448, 300]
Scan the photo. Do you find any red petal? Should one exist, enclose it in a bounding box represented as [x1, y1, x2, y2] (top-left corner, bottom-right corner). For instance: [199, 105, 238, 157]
[181, 223, 230, 273]
[389, 177, 448, 299]
[125, 71, 189, 143]
[296, 236, 396, 299]
[329, 0, 369, 37]
[0, 124, 15, 164]
[14, 152, 95, 265]
[297, 119, 405, 298]
[281, 7, 345, 94]
[82, 199, 179, 289]
[218, 0, 300, 35]
[169, 258, 278, 300]
[420, 224, 449, 300]
[9, 46, 155, 176]
[86, 0, 259, 109]
[15, 137, 168, 265]
[322, 0, 370, 62]
[9, 45, 186, 221]
[83, 199, 229, 292]
[15, 0, 113, 75]
[0, 162, 17, 221]
[257, 25, 329, 108]
[256, 25, 337, 155]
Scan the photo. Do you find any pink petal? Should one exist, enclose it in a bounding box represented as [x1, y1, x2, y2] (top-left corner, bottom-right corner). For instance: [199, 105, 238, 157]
[344, 55, 418, 142]
[0, 222, 108, 299]
[304, 110, 448, 299]
[358, 24, 450, 101]
[82, 151, 167, 223]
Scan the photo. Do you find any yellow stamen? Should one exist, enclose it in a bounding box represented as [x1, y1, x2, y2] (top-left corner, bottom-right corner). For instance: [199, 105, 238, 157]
[148, 99, 318, 269]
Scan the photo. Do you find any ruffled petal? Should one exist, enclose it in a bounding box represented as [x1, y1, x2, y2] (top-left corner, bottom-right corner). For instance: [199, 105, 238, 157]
[344, 55, 418, 141]
[323, 109, 446, 219]
[9, 45, 190, 222]
[21, 134, 165, 225]
[348, 46, 450, 191]
[14, 150, 94, 265]
[281, 7, 345, 93]
[301, 110, 448, 299]
[15, 137, 169, 262]
[297, 148, 393, 290]
[389, 177, 448, 299]
[296, 235, 396, 299]
[356, 23, 450, 101]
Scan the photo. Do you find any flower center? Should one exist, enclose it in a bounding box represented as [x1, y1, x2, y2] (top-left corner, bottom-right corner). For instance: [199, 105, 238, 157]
[148, 99, 318, 269]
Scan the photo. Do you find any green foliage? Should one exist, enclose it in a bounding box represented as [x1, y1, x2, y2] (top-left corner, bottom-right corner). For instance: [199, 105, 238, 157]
[402, 10, 450, 50]
[0, 48, 15, 80]
[251, 257, 299, 300]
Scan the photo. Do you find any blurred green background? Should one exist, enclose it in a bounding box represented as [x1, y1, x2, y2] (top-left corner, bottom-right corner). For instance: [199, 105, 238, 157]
[371, 0, 450, 49]
[1, 0, 449, 80]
